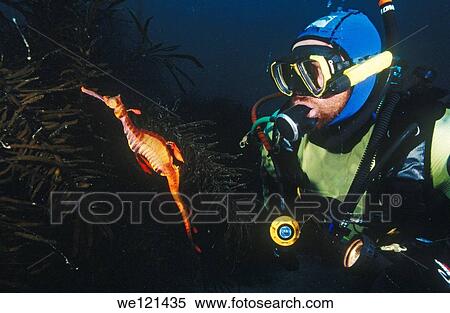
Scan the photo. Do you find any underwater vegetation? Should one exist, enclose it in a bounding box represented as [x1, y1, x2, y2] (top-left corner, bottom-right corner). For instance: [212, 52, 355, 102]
[0, 0, 251, 291]
[80, 86, 201, 253]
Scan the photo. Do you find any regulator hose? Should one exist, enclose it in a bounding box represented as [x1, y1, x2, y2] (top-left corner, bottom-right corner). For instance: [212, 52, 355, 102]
[341, 91, 401, 215]
[367, 122, 420, 183]
[251, 116, 273, 133]
[338, 0, 402, 216]
[250, 92, 284, 151]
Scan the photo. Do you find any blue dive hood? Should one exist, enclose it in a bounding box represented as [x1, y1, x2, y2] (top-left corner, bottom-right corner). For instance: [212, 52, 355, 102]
[296, 9, 382, 125]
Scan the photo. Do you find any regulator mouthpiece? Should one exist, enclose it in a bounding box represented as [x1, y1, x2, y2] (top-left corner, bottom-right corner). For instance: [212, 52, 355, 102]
[275, 105, 317, 142]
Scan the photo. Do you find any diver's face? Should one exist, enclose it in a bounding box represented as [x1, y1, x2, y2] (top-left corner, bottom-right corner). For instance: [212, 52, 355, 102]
[292, 91, 351, 128]
[290, 40, 351, 128]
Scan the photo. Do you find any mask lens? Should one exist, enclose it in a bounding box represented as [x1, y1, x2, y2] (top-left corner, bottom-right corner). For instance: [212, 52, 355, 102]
[272, 63, 308, 96]
[272, 63, 293, 95]
[298, 60, 325, 96]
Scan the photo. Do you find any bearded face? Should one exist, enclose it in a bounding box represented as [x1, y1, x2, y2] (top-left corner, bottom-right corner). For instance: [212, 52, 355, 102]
[291, 90, 351, 128]
[290, 40, 352, 128]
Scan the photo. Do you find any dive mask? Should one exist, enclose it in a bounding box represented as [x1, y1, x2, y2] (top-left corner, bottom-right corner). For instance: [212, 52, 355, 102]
[271, 45, 393, 98]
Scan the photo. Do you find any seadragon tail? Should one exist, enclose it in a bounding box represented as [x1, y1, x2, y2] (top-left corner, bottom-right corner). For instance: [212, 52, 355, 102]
[166, 170, 201, 253]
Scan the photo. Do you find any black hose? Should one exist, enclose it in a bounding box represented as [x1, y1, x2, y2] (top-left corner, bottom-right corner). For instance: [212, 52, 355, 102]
[337, 1, 402, 216]
[378, 0, 399, 49]
[367, 122, 419, 183]
[341, 91, 401, 214]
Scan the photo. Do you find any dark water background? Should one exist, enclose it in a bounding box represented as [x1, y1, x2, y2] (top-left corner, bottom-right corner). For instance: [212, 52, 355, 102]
[127, 0, 450, 106]
[0, 0, 448, 292]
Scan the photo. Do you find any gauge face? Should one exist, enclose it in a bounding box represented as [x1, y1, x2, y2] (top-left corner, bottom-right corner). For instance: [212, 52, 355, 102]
[270, 216, 300, 246]
[343, 239, 364, 268]
[278, 224, 294, 240]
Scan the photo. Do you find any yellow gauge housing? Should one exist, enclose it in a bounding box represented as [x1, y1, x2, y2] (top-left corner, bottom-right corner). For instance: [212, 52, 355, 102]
[270, 216, 301, 247]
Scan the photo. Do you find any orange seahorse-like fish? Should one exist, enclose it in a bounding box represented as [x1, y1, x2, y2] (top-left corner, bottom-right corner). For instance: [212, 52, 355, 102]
[81, 86, 201, 253]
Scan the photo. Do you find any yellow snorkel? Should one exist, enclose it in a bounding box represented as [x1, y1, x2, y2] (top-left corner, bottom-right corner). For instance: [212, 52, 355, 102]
[328, 51, 393, 94]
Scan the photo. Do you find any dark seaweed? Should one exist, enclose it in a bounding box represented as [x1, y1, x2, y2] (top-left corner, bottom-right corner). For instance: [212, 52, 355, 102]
[0, 0, 250, 291]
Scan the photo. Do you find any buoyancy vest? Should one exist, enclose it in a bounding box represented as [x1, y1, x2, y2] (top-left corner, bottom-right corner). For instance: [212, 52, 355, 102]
[260, 89, 450, 216]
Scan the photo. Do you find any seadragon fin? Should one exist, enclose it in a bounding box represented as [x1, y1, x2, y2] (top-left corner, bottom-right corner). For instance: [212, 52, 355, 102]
[127, 108, 142, 115]
[166, 141, 185, 163]
[135, 153, 154, 175]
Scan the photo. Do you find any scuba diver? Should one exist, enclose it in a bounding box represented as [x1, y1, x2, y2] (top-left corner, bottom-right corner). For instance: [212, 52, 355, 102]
[243, 1, 450, 290]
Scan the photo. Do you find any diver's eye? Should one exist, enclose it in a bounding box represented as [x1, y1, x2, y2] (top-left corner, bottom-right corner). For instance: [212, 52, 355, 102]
[301, 60, 325, 90]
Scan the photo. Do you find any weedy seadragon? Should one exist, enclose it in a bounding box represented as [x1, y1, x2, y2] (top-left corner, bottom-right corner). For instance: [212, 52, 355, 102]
[81, 87, 200, 253]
